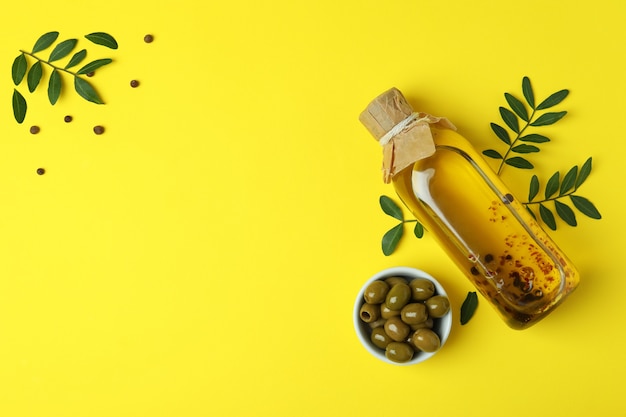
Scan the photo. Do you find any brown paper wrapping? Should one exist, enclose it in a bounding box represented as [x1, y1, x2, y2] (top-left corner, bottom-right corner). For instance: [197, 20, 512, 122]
[359, 88, 456, 183]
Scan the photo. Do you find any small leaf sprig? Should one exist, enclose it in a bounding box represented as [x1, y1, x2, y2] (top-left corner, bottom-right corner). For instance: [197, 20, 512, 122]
[379, 195, 424, 256]
[11, 31, 118, 123]
[483, 76, 568, 175]
[525, 157, 602, 230]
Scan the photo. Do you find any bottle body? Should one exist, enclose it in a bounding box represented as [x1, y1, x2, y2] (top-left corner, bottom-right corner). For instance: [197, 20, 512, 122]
[392, 126, 579, 329]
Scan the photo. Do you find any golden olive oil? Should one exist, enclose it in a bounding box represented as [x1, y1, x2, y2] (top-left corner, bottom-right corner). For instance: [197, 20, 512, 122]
[392, 127, 579, 329]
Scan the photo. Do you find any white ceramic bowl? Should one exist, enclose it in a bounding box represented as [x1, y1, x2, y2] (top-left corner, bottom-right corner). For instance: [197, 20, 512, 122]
[353, 266, 452, 365]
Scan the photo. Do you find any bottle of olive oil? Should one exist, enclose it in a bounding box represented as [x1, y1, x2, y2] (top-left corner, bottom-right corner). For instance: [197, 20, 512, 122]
[360, 88, 579, 329]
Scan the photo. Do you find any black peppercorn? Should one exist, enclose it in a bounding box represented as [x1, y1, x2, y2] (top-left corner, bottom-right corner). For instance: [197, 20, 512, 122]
[36, 168, 45, 175]
[130, 80, 139, 88]
[30, 126, 40, 134]
[64, 115, 73, 123]
[485, 254, 494, 263]
[86, 72, 95, 77]
[93, 125, 105, 135]
[144, 34, 154, 43]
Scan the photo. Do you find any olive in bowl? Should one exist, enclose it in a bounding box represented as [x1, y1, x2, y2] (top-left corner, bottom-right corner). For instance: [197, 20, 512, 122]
[353, 267, 452, 365]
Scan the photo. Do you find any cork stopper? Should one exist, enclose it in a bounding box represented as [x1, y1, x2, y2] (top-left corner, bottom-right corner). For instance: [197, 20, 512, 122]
[359, 87, 414, 141]
[359, 88, 455, 183]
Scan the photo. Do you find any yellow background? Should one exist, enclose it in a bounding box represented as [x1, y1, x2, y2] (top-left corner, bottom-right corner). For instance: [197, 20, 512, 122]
[0, 0, 624, 416]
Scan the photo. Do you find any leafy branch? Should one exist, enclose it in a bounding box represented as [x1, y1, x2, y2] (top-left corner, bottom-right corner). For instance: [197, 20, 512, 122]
[11, 31, 117, 123]
[379, 195, 424, 256]
[524, 157, 601, 230]
[483, 76, 568, 175]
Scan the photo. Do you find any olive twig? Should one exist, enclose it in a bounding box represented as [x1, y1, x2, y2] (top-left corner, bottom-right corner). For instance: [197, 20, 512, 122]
[380, 195, 425, 256]
[11, 31, 117, 123]
[522, 158, 601, 230]
[482, 76, 568, 175]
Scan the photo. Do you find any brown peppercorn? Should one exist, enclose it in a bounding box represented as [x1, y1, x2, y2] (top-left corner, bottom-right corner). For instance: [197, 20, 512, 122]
[144, 34, 154, 43]
[64, 115, 73, 123]
[30, 126, 40, 134]
[86, 72, 95, 77]
[130, 80, 140, 88]
[93, 125, 105, 135]
[36, 168, 45, 175]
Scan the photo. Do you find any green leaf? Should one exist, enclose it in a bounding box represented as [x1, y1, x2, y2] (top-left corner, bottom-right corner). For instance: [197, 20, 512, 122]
[32, 31, 59, 53]
[537, 89, 569, 110]
[12, 89, 27, 123]
[499, 107, 519, 133]
[490, 123, 511, 145]
[528, 174, 539, 201]
[570, 195, 602, 219]
[560, 166, 578, 195]
[545, 171, 560, 199]
[511, 144, 540, 153]
[482, 149, 503, 159]
[76, 58, 113, 75]
[12, 54, 27, 85]
[539, 204, 557, 230]
[49, 39, 78, 62]
[85, 32, 118, 49]
[505, 157, 533, 169]
[555, 200, 577, 226]
[74, 77, 104, 104]
[530, 111, 567, 126]
[522, 76, 535, 109]
[27, 61, 43, 92]
[519, 133, 550, 143]
[575, 157, 592, 188]
[65, 49, 87, 69]
[460, 292, 478, 325]
[379, 195, 403, 221]
[382, 223, 403, 256]
[414, 221, 424, 238]
[48, 69, 61, 105]
[505, 93, 529, 122]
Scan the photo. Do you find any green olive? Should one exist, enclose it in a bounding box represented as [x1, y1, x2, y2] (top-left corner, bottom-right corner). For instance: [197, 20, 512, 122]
[383, 316, 410, 342]
[385, 276, 408, 287]
[385, 283, 411, 311]
[385, 342, 414, 363]
[359, 303, 380, 323]
[425, 295, 450, 318]
[409, 278, 435, 301]
[380, 303, 401, 319]
[368, 318, 386, 329]
[370, 327, 392, 349]
[410, 317, 433, 330]
[363, 280, 390, 304]
[411, 328, 441, 352]
[400, 303, 428, 324]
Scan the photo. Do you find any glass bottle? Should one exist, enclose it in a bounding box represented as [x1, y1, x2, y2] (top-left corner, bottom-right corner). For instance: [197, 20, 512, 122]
[360, 88, 579, 329]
